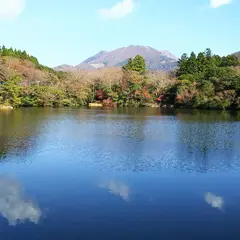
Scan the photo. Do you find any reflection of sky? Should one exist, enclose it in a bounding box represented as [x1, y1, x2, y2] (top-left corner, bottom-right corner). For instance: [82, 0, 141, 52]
[0, 176, 41, 226]
[205, 192, 224, 210]
[100, 180, 130, 201]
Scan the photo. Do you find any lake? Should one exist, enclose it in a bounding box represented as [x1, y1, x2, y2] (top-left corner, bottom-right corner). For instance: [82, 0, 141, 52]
[1, 107, 240, 239]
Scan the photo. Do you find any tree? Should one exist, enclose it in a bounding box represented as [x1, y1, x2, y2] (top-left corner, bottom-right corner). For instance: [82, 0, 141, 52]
[204, 48, 216, 68]
[197, 52, 207, 73]
[1, 45, 7, 56]
[123, 55, 146, 75]
[176, 53, 188, 76]
[123, 58, 133, 71]
[132, 55, 146, 75]
[212, 55, 222, 67]
[188, 52, 198, 74]
[205, 48, 212, 59]
[0, 59, 8, 82]
[0, 76, 22, 107]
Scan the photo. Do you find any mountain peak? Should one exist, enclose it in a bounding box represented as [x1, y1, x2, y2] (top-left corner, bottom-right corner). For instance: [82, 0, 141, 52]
[122, 45, 177, 58]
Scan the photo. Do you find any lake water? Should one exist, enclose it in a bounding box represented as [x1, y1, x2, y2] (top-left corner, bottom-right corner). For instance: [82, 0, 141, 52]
[1, 108, 240, 239]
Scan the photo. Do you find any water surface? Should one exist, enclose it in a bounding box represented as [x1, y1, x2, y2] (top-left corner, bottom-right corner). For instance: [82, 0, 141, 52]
[1, 108, 240, 239]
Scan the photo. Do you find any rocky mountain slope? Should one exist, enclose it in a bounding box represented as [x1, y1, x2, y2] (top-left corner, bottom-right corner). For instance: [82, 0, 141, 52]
[55, 45, 178, 72]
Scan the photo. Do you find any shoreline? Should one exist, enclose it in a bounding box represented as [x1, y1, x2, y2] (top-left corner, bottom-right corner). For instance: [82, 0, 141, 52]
[2, 104, 239, 112]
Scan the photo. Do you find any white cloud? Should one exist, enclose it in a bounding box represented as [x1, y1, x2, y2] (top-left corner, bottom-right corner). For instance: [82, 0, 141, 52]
[100, 180, 130, 201]
[210, 0, 232, 8]
[99, 0, 134, 19]
[0, 0, 26, 20]
[0, 176, 41, 226]
[205, 192, 224, 210]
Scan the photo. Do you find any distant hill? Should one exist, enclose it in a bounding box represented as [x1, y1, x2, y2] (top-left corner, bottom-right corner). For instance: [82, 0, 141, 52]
[54, 64, 77, 72]
[54, 45, 178, 72]
[233, 51, 240, 59]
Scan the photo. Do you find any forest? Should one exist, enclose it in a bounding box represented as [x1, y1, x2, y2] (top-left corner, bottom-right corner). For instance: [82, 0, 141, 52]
[169, 49, 240, 109]
[0, 45, 240, 109]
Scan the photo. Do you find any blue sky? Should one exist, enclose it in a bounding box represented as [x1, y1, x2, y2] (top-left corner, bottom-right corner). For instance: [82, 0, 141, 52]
[0, 0, 239, 67]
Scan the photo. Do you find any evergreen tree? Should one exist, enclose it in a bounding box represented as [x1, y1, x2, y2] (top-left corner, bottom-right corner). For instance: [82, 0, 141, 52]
[188, 52, 198, 74]
[123, 58, 133, 71]
[204, 48, 215, 68]
[197, 52, 207, 73]
[132, 55, 146, 75]
[205, 48, 212, 59]
[212, 55, 222, 67]
[176, 53, 188, 76]
[123, 55, 146, 75]
[1, 45, 7, 56]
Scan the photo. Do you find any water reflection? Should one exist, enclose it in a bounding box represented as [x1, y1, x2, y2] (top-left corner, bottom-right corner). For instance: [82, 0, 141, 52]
[176, 109, 240, 123]
[0, 175, 41, 226]
[205, 192, 224, 210]
[1, 108, 240, 173]
[0, 109, 48, 159]
[177, 118, 240, 172]
[100, 180, 130, 201]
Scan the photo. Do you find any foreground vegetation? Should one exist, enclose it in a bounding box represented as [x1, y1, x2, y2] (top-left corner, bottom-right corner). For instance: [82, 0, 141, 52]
[0, 45, 240, 109]
[0, 46, 174, 108]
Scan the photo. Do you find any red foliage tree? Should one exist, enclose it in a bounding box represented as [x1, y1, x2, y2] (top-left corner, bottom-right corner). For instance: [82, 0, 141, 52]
[176, 95, 183, 102]
[156, 95, 164, 102]
[96, 89, 104, 100]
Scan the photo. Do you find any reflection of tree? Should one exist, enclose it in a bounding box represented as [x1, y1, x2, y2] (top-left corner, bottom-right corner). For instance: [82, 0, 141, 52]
[177, 111, 237, 173]
[112, 109, 148, 172]
[0, 175, 41, 226]
[176, 109, 240, 123]
[113, 107, 175, 117]
[0, 109, 54, 159]
[87, 108, 150, 172]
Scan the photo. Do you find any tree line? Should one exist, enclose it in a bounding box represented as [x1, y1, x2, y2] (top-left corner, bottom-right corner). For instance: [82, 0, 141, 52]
[0, 45, 39, 65]
[0, 45, 59, 75]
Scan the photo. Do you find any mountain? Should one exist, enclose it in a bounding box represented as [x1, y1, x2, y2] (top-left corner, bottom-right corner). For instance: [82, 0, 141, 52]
[55, 45, 178, 72]
[233, 51, 240, 59]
